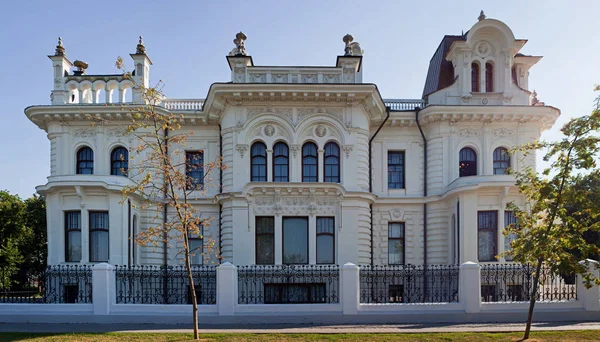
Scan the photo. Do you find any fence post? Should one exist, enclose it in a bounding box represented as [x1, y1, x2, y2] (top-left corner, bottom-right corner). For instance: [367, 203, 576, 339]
[577, 259, 600, 311]
[341, 262, 360, 315]
[217, 262, 236, 315]
[92, 263, 115, 315]
[460, 261, 481, 313]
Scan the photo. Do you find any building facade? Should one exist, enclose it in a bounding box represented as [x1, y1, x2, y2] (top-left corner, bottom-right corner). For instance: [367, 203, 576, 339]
[27, 14, 559, 269]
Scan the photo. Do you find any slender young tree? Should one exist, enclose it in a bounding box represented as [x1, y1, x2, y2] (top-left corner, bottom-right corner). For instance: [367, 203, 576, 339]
[108, 57, 224, 339]
[504, 90, 600, 340]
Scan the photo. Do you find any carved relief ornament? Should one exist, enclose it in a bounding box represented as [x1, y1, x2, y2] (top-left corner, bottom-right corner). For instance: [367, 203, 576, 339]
[457, 127, 481, 138]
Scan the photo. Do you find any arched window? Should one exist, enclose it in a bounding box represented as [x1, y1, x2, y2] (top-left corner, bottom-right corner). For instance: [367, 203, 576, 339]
[110, 146, 129, 176]
[324, 142, 340, 183]
[471, 62, 480, 92]
[485, 63, 494, 92]
[493, 147, 510, 175]
[76, 147, 94, 175]
[273, 142, 289, 182]
[251, 142, 267, 182]
[302, 142, 318, 182]
[459, 147, 477, 177]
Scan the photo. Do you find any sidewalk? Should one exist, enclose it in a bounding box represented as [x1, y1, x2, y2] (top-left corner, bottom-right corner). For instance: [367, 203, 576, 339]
[1, 321, 600, 334]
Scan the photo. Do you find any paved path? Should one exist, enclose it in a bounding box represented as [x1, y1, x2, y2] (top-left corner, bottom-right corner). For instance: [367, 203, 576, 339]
[1, 321, 600, 334]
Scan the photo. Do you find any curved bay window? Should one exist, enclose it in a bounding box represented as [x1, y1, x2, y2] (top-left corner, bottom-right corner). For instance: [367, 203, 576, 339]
[302, 142, 318, 182]
[485, 63, 494, 92]
[471, 62, 480, 92]
[459, 147, 477, 177]
[493, 147, 510, 175]
[251, 142, 267, 182]
[110, 146, 129, 176]
[272, 142, 289, 182]
[76, 147, 94, 174]
[324, 142, 340, 183]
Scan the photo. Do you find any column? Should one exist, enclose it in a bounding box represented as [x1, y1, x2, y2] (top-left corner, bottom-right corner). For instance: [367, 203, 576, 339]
[460, 261, 481, 313]
[274, 215, 282, 265]
[318, 149, 324, 182]
[92, 263, 115, 315]
[266, 149, 273, 182]
[217, 262, 236, 315]
[309, 215, 317, 264]
[81, 208, 90, 263]
[341, 263, 359, 315]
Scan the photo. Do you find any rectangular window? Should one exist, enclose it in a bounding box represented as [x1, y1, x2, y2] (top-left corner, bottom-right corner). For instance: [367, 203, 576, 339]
[65, 211, 82, 262]
[316, 217, 335, 264]
[388, 222, 405, 265]
[89, 211, 109, 262]
[478, 211, 497, 262]
[189, 226, 203, 266]
[387, 151, 405, 189]
[504, 211, 518, 261]
[186, 151, 204, 190]
[283, 217, 308, 264]
[255, 217, 275, 265]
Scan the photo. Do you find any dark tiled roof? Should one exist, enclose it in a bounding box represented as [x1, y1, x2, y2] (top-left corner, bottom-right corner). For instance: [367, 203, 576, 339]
[422, 35, 465, 99]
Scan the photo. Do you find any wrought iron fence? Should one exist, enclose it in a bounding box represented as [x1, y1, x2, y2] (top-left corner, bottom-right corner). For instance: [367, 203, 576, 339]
[115, 265, 217, 304]
[480, 263, 577, 302]
[359, 264, 459, 304]
[0, 265, 92, 304]
[237, 265, 339, 304]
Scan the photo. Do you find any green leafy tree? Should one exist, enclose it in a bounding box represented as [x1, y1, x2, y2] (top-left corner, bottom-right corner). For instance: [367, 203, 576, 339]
[0, 191, 26, 289]
[504, 91, 600, 340]
[15, 195, 47, 289]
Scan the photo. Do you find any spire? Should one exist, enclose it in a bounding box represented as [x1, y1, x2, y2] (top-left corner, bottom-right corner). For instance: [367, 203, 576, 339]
[54, 37, 65, 56]
[136, 36, 146, 54]
[478, 10, 486, 21]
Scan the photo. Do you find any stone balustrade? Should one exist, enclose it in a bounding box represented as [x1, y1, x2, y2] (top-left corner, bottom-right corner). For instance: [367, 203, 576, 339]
[162, 98, 205, 111]
[243, 68, 345, 84]
[60, 75, 133, 105]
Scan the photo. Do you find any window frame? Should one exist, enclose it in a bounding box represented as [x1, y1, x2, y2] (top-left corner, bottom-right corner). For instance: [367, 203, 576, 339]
[471, 62, 480, 92]
[250, 142, 267, 182]
[272, 142, 289, 182]
[316, 217, 335, 264]
[387, 151, 405, 189]
[477, 210, 498, 262]
[185, 151, 204, 190]
[459, 147, 477, 177]
[493, 147, 510, 175]
[110, 146, 129, 176]
[323, 142, 340, 183]
[76, 146, 94, 175]
[255, 216, 275, 265]
[302, 142, 318, 182]
[89, 211, 109, 263]
[282, 217, 309, 265]
[485, 62, 494, 92]
[64, 211, 82, 262]
[388, 222, 405, 265]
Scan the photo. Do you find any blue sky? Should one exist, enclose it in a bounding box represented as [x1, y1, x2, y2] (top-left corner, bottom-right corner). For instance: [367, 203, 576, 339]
[1, 1, 599, 198]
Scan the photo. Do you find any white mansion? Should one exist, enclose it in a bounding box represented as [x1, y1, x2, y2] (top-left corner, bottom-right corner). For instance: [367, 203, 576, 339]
[27, 13, 559, 269]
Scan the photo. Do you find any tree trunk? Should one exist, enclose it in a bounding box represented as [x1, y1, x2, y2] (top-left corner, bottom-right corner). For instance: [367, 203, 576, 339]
[183, 239, 199, 339]
[523, 258, 543, 340]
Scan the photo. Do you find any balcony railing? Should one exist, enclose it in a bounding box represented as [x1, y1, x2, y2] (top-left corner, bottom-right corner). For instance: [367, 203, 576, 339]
[384, 99, 426, 111]
[162, 99, 205, 111]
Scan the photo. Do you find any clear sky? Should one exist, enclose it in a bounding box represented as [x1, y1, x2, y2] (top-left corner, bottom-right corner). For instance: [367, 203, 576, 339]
[1, 0, 598, 198]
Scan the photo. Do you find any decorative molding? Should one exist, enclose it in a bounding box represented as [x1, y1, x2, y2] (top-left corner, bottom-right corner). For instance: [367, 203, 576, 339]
[475, 41, 491, 58]
[248, 73, 266, 83]
[457, 127, 481, 138]
[73, 128, 96, 138]
[236, 144, 249, 157]
[390, 208, 404, 221]
[315, 125, 327, 137]
[290, 144, 300, 158]
[271, 74, 288, 83]
[301, 74, 317, 83]
[492, 128, 515, 139]
[264, 124, 275, 137]
[342, 144, 353, 158]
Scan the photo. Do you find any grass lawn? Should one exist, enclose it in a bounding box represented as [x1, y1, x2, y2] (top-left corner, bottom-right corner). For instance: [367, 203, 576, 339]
[1, 331, 600, 342]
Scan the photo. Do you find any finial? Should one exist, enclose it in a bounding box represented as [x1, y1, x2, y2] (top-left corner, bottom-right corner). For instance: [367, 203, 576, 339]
[343, 34, 354, 56]
[531, 90, 539, 105]
[478, 10, 486, 21]
[229, 32, 247, 56]
[73, 60, 88, 76]
[55, 36, 65, 56]
[136, 35, 146, 54]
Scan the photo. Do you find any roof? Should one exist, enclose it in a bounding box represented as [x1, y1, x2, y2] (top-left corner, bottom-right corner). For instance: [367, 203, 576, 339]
[421, 34, 465, 99]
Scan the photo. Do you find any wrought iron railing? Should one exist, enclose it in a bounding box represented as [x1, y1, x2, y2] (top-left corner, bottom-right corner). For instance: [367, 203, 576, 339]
[237, 265, 339, 304]
[115, 265, 217, 304]
[0, 265, 92, 304]
[480, 264, 577, 302]
[384, 99, 426, 111]
[359, 264, 459, 304]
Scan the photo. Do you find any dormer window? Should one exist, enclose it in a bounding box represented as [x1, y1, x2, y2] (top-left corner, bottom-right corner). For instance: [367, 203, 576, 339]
[485, 63, 494, 92]
[471, 62, 480, 92]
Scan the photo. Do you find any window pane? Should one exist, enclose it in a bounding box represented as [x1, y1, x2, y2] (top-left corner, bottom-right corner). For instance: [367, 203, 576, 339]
[478, 231, 496, 261]
[111, 147, 129, 176]
[77, 147, 94, 174]
[67, 230, 81, 262]
[459, 148, 477, 177]
[189, 239, 203, 265]
[302, 143, 318, 182]
[324, 143, 340, 183]
[317, 235, 334, 264]
[389, 223, 404, 238]
[283, 217, 308, 264]
[89, 212, 109, 262]
[388, 239, 404, 265]
[504, 211, 518, 261]
[256, 217, 274, 265]
[388, 151, 404, 189]
[186, 151, 204, 189]
[251, 142, 267, 182]
[478, 212, 497, 230]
